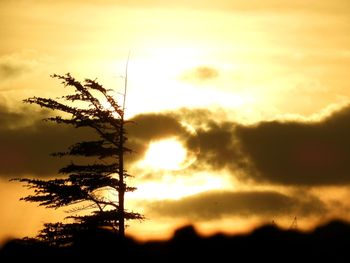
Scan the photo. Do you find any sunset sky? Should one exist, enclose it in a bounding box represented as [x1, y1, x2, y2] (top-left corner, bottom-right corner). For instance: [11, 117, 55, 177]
[1, 0, 350, 243]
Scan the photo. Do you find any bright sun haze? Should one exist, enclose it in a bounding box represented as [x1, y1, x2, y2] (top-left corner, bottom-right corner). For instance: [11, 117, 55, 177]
[141, 137, 187, 171]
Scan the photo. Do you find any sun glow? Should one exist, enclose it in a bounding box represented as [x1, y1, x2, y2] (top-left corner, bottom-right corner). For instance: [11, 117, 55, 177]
[142, 138, 187, 171]
[128, 174, 228, 201]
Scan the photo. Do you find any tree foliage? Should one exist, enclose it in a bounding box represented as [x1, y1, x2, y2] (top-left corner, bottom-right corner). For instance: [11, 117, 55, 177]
[13, 73, 143, 245]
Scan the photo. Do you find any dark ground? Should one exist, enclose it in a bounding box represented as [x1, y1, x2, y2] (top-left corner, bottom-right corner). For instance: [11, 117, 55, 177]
[1, 219, 349, 262]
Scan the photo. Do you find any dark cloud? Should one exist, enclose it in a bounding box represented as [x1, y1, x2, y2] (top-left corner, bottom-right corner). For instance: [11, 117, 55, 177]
[0, 108, 198, 177]
[128, 113, 187, 141]
[235, 105, 350, 185]
[126, 109, 242, 173]
[181, 66, 219, 82]
[146, 190, 326, 220]
[4, 101, 350, 188]
[0, 106, 94, 177]
[126, 105, 350, 186]
[187, 121, 246, 171]
[0, 106, 196, 177]
[0, 105, 29, 129]
[171, 105, 350, 186]
[127, 113, 198, 162]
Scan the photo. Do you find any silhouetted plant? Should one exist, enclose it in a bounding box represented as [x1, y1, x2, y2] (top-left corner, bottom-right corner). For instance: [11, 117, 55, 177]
[12, 73, 143, 245]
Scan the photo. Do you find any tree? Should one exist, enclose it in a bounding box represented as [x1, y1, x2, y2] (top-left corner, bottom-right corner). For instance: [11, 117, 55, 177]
[13, 73, 143, 245]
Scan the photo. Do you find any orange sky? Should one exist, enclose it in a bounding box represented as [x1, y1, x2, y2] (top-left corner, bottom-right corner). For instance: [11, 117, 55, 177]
[1, 0, 350, 243]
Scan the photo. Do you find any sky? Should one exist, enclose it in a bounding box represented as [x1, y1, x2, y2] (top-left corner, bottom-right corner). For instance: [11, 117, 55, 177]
[1, 0, 350, 242]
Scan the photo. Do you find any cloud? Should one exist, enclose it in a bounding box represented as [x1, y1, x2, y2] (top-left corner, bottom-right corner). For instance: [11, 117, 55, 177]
[0, 63, 27, 79]
[146, 190, 326, 220]
[128, 113, 188, 141]
[0, 104, 31, 130]
[4, 101, 350, 188]
[186, 120, 246, 171]
[125, 105, 350, 186]
[169, 105, 350, 186]
[0, 52, 41, 81]
[181, 66, 219, 82]
[126, 109, 241, 173]
[235, 105, 350, 185]
[127, 113, 198, 162]
[0, 105, 194, 177]
[0, 107, 197, 177]
[0, 105, 94, 177]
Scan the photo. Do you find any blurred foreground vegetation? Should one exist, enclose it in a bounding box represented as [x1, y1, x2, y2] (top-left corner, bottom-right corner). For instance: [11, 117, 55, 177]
[1, 219, 349, 263]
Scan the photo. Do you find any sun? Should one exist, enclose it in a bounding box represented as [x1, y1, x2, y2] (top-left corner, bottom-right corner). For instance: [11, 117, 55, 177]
[142, 137, 188, 171]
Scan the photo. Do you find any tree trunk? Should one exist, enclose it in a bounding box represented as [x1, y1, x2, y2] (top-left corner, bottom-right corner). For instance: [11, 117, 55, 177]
[118, 119, 125, 237]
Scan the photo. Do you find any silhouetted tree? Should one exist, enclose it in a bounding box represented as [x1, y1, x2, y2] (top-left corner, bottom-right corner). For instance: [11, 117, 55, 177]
[13, 73, 143, 245]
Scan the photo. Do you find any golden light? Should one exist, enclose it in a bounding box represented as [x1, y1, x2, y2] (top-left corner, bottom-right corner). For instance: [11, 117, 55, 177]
[128, 173, 228, 201]
[142, 137, 187, 171]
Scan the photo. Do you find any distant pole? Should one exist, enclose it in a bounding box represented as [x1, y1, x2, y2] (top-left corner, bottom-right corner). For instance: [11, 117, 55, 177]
[118, 52, 130, 238]
[289, 216, 298, 230]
